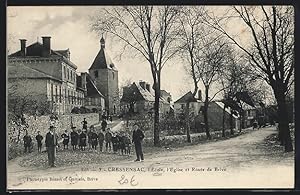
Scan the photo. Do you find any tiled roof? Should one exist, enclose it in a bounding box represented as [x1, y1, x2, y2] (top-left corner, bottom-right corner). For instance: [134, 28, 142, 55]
[8, 63, 61, 82]
[9, 42, 77, 69]
[174, 91, 198, 103]
[135, 83, 155, 102]
[121, 82, 170, 105]
[215, 101, 239, 119]
[89, 47, 117, 70]
[55, 49, 70, 58]
[86, 74, 104, 98]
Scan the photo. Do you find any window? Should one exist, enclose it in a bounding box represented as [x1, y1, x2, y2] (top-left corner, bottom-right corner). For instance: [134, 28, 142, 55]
[55, 85, 58, 102]
[181, 104, 184, 109]
[59, 86, 62, 103]
[51, 83, 53, 101]
[68, 90, 70, 104]
[67, 69, 69, 80]
[63, 66, 67, 79]
[112, 72, 115, 80]
[71, 91, 74, 104]
[94, 70, 98, 78]
[114, 105, 116, 114]
[65, 88, 67, 101]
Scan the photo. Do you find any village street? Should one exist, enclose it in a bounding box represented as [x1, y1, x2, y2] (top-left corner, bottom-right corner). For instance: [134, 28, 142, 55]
[7, 126, 294, 189]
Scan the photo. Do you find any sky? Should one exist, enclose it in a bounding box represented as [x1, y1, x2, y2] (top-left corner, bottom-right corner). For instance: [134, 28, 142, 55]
[7, 6, 258, 101]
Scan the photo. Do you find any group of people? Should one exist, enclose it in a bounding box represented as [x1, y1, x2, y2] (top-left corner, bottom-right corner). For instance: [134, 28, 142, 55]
[23, 118, 146, 167]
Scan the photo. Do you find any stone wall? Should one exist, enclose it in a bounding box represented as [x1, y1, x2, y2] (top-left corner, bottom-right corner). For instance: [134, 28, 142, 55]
[8, 113, 100, 144]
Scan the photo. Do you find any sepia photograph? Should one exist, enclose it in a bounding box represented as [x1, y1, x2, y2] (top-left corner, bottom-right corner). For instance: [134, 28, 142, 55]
[6, 5, 295, 190]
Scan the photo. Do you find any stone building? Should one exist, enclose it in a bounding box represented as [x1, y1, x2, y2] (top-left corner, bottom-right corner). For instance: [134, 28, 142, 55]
[8, 36, 105, 115]
[174, 91, 240, 131]
[120, 80, 172, 116]
[88, 37, 120, 116]
[174, 91, 202, 117]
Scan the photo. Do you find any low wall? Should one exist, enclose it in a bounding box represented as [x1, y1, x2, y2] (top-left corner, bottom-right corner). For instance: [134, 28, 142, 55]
[142, 128, 253, 147]
[8, 113, 100, 144]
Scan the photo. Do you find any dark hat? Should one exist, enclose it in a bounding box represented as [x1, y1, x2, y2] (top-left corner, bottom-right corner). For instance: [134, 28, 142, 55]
[49, 126, 55, 129]
[71, 126, 76, 129]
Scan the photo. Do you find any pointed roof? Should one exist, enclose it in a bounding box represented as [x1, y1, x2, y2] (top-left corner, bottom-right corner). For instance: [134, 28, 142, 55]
[89, 38, 117, 71]
[121, 81, 170, 104]
[174, 91, 198, 103]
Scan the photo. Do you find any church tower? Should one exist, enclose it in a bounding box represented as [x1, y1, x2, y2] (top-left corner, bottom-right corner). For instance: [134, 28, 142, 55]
[89, 37, 120, 115]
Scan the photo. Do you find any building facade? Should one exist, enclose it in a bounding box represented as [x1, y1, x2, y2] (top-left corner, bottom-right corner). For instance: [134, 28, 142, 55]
[8, 37, 104, 115]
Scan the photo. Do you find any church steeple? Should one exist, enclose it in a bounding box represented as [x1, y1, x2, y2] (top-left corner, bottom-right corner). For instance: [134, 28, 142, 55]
[100, 36, 105, 49]
[89, 37, 116, 71]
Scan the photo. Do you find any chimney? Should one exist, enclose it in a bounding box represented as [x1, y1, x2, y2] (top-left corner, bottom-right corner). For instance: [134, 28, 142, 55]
[146, 83, 150, 92]
[42, 36, 51, 56]
[66, 49, 70, 60]
[81, 72, 87, 96]
[139, 81, 146, 90]
[198, 90, 202, 101]
[20, 39, 27, 57]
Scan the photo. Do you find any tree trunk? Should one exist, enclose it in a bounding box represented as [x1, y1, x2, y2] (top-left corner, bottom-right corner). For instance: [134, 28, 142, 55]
[230, 112, 234, 135]
[239, 111, 244, 132]
[204, 87, 211, 140]
[153, 83, 160, 146]
[276, 93, 293, 152]
[186, 102, 191, 143]
[222, 105, 226, 137]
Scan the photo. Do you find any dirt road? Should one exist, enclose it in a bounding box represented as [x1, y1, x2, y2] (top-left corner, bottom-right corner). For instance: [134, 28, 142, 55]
[7, 126, 294, 190]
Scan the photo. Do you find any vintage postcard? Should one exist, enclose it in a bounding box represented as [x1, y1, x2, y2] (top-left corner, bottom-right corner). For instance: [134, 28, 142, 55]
[7, 5, 295, 190]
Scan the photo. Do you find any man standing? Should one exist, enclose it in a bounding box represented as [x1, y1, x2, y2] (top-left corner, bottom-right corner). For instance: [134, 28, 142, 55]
[105, 129, 112, 152]
[79, 130, 87, 151]
[70, 127, 78, 150]
[90, 129, 98, 151]
[82, 118, 88, 131]
[98, 131, 105, 152]
[132, 124, 145, 162]
[45, 126, 58, 167]
[101, 119, 107, 132]
[35, 131, 43, 153]
[23, 131, 32, 153]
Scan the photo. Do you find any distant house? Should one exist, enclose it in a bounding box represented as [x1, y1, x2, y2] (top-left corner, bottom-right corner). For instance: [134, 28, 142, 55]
[241, 101, 257, 128]
[120, 81, 172, 116]
[174, 91, 240, 132]
[174, 91, 202, 117]
[198, 101, 240, 131]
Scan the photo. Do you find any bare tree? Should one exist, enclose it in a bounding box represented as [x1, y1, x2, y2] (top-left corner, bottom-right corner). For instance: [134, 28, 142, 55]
[178, 7, 233, 140]
[177, 7, 206, 143]
[205, 6, 294, 151]
[90, 6, 181, 146]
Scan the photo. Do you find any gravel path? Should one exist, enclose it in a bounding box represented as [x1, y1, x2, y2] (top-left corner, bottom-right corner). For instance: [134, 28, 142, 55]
[7, 126, 294, 190]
